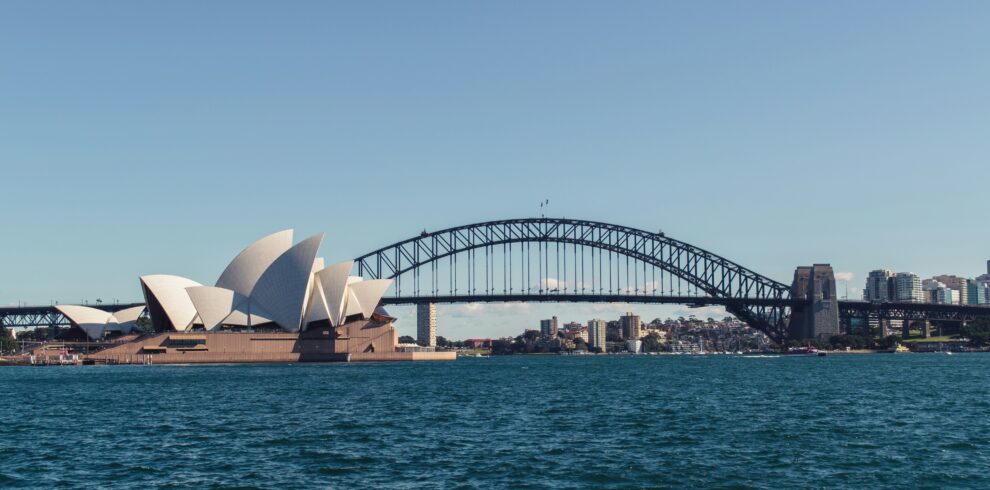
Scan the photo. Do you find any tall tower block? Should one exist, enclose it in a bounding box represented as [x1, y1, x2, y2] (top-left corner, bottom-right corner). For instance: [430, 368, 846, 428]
[416, 303, 437, 347]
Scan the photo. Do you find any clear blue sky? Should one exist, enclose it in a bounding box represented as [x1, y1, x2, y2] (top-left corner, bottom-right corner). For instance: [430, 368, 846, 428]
[2, 1, 988, 338]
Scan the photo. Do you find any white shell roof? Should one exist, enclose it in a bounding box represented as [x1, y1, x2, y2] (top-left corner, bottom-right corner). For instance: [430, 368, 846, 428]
[348, 279, 393, 318]
[220, 299, 273, 327]
[302, 281, 330, 327]
[186, 286, 247, 330]
[215, 230, 293, 297]
[250, 233, 324, 332]
[140, 274, 203, 331]
[55, 305, 113, 340]
[111, 305, 146, 325]
[315, 260, 353, 327]
[344, 288, 363, 318]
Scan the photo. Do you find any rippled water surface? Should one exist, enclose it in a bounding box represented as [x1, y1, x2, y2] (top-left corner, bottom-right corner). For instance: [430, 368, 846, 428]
[3, 354, 990, 488]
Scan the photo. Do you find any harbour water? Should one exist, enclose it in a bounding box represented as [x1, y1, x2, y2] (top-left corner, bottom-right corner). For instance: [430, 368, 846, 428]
[2, 354, 989, 488]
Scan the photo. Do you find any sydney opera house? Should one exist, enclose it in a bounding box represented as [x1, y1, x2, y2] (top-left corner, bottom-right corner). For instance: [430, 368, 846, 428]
[56, 230, 454, 363]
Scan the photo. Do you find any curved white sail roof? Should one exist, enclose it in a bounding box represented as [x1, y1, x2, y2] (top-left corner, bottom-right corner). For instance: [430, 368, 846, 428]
[110, 305, 146, 325]
[250, 233, 324, 332]
[140, 274, 202, 331]
[220, 299, 273, 327]
[315, 260, 353, 326]
[186, 286, 248, 330]
[55, 305, 112, 340]
[215, 230, 293, 297]
[109, 305, 147, 334]
[300, 257, 327, 327]
[303, 281, 330, 327]
[348, 279, 393, 318]
[344, 288, 363, 318]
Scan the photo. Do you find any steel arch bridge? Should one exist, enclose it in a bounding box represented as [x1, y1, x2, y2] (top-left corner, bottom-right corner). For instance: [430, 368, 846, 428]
[354, 218, 798, 342]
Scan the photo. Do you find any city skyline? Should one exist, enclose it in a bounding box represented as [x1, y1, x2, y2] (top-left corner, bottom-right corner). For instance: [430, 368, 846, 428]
[3, 1, 989, 339]
[5, 3, 990, 488]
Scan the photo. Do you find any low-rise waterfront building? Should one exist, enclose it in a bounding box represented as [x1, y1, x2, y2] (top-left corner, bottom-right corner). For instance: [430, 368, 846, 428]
[563, 326, 589, 343]
[626, 339, 642, 353]
[668, 339, 704, 354]
[464, 338, 492, 349]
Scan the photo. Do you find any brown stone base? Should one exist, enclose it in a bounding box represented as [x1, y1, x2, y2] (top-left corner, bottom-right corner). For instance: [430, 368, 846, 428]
[84, 329, 456, 365]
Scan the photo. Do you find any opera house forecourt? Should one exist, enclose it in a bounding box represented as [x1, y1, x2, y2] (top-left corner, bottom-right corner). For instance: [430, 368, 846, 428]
[55, 230, 456, 364]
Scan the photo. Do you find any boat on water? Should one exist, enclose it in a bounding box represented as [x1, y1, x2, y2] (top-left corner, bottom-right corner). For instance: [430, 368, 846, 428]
[782, 346, 827, 357]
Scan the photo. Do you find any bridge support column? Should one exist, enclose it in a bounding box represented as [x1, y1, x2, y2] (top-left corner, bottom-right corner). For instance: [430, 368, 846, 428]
[416, 303, 437, 347]
[787, 264, 840, 341]
[922, 320, 931, 339]
[902, 320, 910, 340]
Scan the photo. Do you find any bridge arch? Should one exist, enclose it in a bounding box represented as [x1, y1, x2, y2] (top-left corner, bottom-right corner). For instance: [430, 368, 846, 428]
[354, 218, 794, 342]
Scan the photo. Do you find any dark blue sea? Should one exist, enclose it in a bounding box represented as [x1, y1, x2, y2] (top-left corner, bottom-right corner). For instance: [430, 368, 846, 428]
[2, 354, 989, 488]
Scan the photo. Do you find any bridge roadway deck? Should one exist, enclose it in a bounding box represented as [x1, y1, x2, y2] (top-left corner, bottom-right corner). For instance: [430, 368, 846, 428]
[380, 294, 801, 307]
[5, 299, 990, 329]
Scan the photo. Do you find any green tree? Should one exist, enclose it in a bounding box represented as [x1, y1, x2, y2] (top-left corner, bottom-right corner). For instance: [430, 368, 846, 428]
[641, 332, 664, 353]
[135, 316, 154, 333]
[961, 317, 990, 346]
[0, 327, 16, 353]
[876, 335, 901, 350]
[491, 339, 514, 355]
[398, 335, 415, 344]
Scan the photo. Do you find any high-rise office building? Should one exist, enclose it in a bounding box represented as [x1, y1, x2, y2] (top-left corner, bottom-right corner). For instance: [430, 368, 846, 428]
[864, 270, 895, 301]
[587, 319, 607, 352]
[929, 287, 954, 304]
[619, 312, 641, 340]
[934, 275, 969, 304]
[540, 316, 558, 338]
[893, 272, 923, 303]
[967, 282, 987, 305]
[416, 303, 437, 347]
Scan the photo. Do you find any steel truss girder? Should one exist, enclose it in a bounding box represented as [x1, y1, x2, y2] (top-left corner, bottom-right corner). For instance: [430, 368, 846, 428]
[838, 301, 990, 323]
[0, 303, 145, 329]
